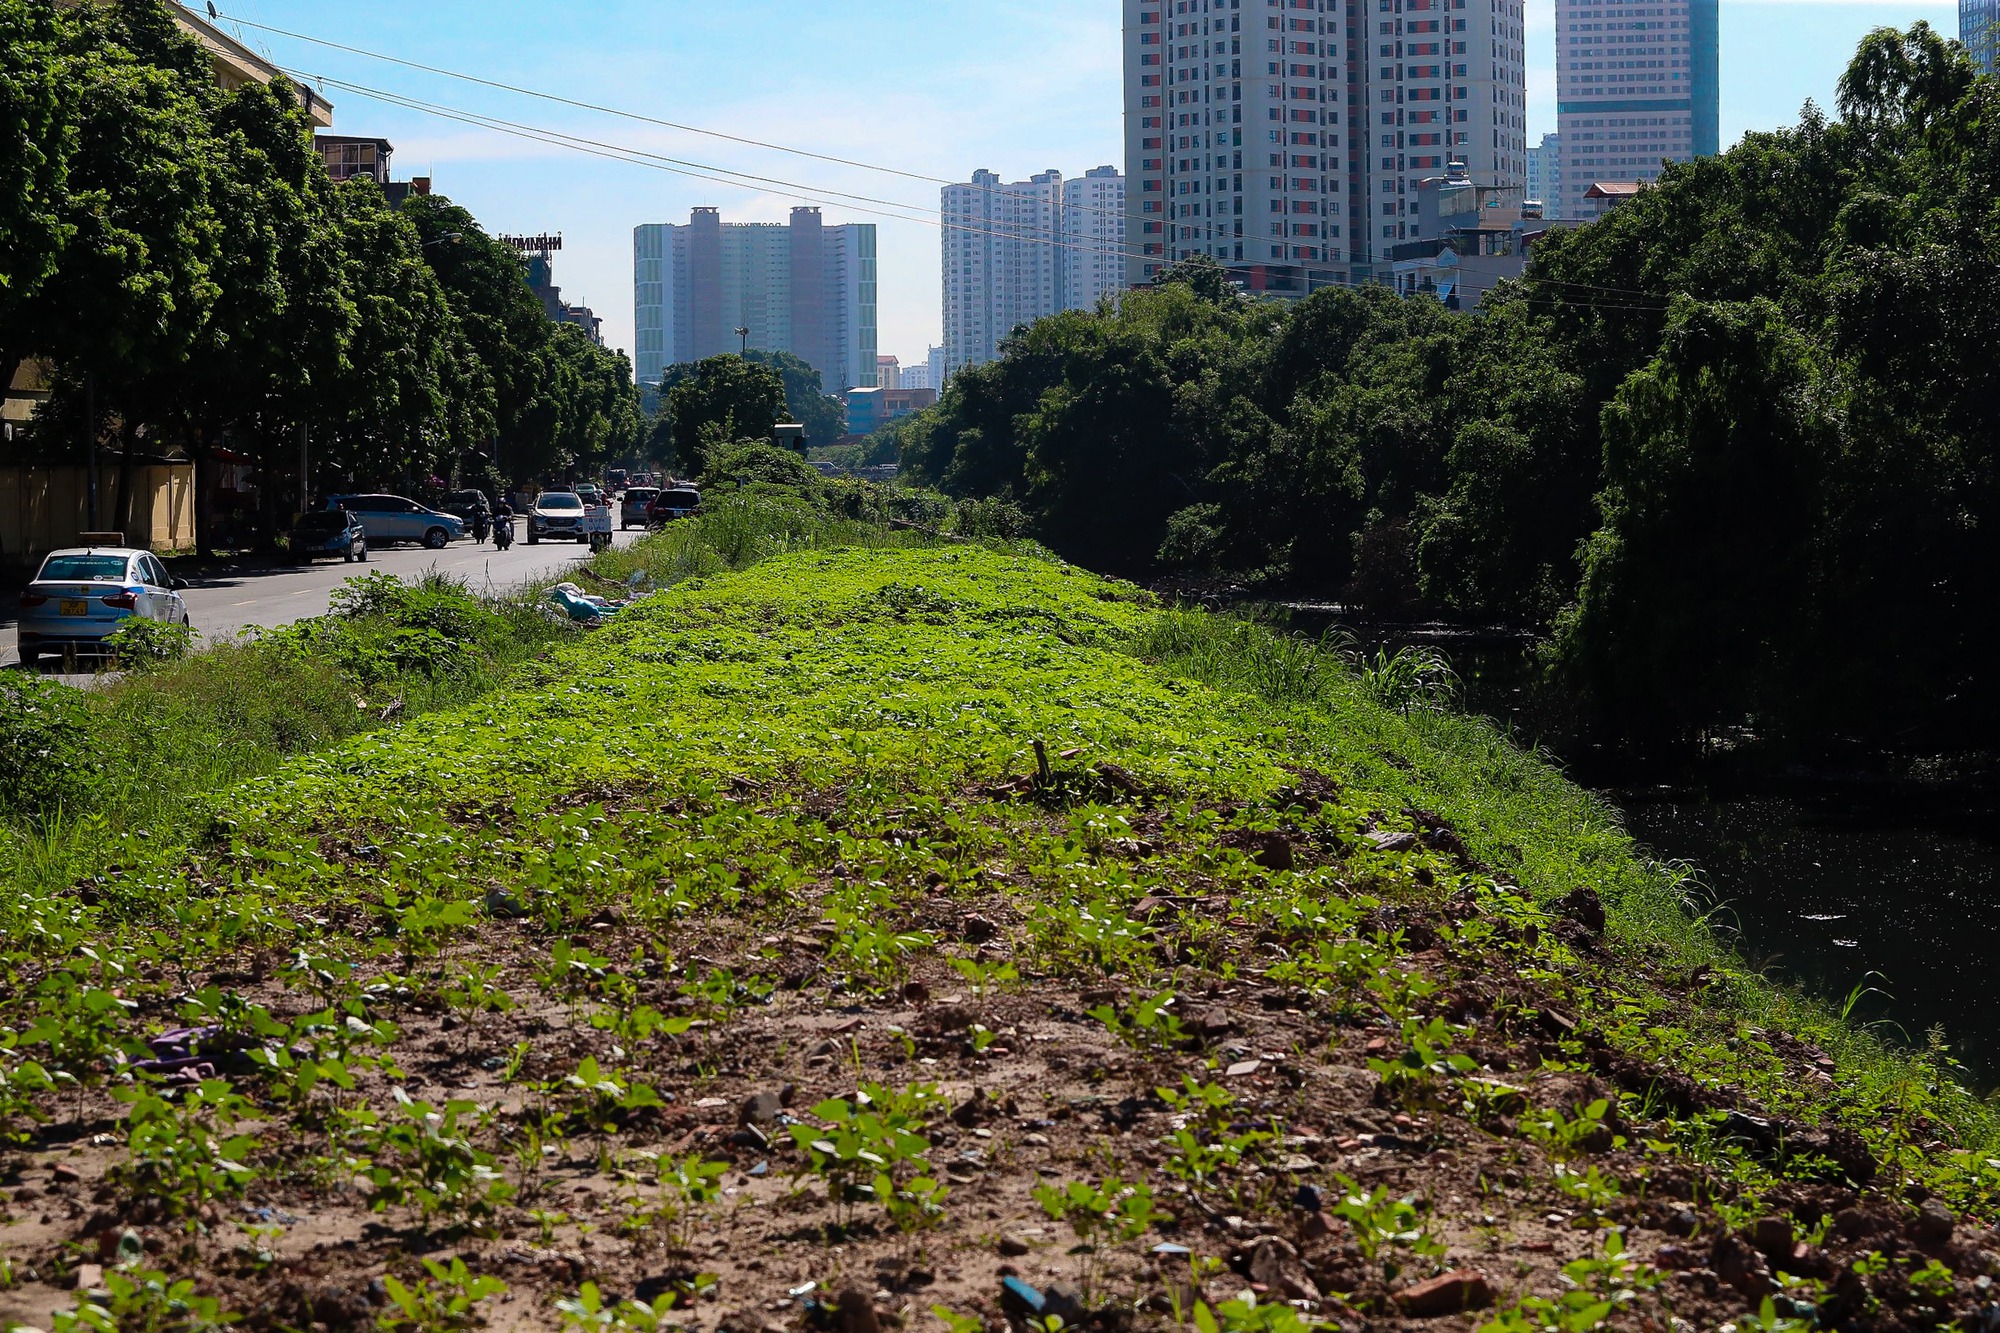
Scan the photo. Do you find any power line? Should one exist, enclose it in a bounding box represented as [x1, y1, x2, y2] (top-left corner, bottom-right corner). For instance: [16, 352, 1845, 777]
[216, 9, 1139, 231]
[293, 71, 1169, 268]
[227, 11, 1687, 306]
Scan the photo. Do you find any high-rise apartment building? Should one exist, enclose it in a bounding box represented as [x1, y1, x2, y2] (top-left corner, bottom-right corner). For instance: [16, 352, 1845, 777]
[1526, 132, 1561, 208]
[632, 208, 878, 392]
[1554, 0, 1716, 220]
[1963, 0, 1998, 73]
[941, 167, 1127, 378]
[1122, 0, 1527, 288]
[1063, 167, 1130, 312]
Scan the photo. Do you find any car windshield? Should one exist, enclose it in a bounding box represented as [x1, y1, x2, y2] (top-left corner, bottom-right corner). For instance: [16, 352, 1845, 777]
[296, 513, 348, 533]
[39, 554, 132, 583]
[449, 492, 484, 505]
[627, 489, 659, 501]
[539, 494, 583, 511]
[663, 490, 700, 505]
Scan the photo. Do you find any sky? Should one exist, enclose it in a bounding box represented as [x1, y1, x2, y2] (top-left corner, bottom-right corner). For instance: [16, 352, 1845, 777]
[216, 0, 1960, 373]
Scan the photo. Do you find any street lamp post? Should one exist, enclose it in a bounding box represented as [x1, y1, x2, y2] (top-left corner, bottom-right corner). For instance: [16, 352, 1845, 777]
[735, 326, 750, 357]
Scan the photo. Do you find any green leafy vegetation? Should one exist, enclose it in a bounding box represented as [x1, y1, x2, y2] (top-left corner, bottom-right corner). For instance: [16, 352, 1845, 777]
[0, 510, 1992, 1326]
[895, 23, 2000, 753]
[0, 0, 639, 551]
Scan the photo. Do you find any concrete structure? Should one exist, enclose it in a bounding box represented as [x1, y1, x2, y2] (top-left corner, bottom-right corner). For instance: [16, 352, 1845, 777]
[1063, 167, 1129, 312]
[559, 305, 604, 346]
[0, 462, 196, 566]
[941, 167, 1126, 379]
[899, 359, 931, 392]
[166, 2, 334, 128]
[1525, 132, 1562, 210]
[1578, 179, 1642, 217]
[1554, 0, 1717, 220]
[1963, 0, 1998, 73]
[1121, 0, 1528, 288]
[633, 209, 878, 394]
[877, 356, 902, 390]
[843, 386, 938, 437]
[314, 135, 433, 206]
[927, 346, 947, 393]
[1390, 167, 1576, 308]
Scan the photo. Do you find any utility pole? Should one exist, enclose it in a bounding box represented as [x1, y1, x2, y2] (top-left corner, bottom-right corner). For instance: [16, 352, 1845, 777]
[298, 421, 310, 517]
[84, 373, 98, 531]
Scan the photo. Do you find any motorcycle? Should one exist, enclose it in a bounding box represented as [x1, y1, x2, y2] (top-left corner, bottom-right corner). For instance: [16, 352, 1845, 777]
[493, 516, 515, 551]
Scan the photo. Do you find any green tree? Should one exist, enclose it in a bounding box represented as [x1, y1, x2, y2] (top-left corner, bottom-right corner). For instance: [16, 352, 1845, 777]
[313, 180, 492, 494]
[402, 195, 560, 481]
[1554, 298, 1822, 742]
[743, 348, 846, 448]
[662, 355, 785, 478]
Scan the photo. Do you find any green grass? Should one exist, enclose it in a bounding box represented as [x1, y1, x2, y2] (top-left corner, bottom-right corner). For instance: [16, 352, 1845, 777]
[1126, 606, 2000, 1177]
[3, 512, 1995, 1289]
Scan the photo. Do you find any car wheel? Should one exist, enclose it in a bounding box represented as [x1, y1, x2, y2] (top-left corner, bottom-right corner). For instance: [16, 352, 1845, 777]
[424, 527, 449, 550]
[17, 646, 39, 668]
[527, 531, 539, 545]
[359, 543, 369, 562]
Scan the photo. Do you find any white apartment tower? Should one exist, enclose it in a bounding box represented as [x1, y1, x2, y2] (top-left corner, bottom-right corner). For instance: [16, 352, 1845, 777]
[941, 166, 1127, 379]
[1063, 167, 1129, 311]
[1526, 131, 1562, 207]
[1122, 0, 1527, 286]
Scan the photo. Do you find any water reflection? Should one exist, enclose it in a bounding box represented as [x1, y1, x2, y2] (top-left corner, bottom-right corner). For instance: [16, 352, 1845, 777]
[1272, 605, 2000, 1087]
[1619, 796, 2000, 1086]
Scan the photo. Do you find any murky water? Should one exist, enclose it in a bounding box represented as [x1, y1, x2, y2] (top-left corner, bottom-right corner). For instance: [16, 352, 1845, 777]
[1273, 606, 2000, 1086]
[1619, 794, 2000, 1084]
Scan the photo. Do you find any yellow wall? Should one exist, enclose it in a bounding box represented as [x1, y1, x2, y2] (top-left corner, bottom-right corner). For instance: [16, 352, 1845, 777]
[0, 464, 196, 565]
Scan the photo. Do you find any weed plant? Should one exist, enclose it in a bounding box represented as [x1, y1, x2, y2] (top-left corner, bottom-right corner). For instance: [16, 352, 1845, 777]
[3, 502, 1999, 1322]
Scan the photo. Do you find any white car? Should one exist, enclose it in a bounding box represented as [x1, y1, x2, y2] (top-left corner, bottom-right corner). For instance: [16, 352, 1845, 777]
[528, 492, 587, 544]
[15, 547, 190, 667]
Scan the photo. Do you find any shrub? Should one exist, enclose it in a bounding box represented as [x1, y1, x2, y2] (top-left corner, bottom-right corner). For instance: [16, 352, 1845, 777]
[102, 617, 194, 668]
[0, 676, 101, 821]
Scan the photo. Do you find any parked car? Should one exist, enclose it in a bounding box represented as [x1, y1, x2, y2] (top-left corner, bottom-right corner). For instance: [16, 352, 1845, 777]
[291, 509, 368, 563]
[620, 487, 660, 529]
[441, 489, 493, 541]
[528, 491, 588, 544]
[16, 547, 189, 667]
[326, 494, 466, 549]
[649, 487, 702, 523]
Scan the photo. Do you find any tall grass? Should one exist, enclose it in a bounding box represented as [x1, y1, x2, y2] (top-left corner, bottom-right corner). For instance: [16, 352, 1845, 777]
[1126, 605, 2000, 1148]
[0, 494, 960, 905]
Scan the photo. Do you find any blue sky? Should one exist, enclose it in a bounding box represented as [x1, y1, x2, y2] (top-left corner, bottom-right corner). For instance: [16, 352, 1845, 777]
[217, 0, 1958, 371]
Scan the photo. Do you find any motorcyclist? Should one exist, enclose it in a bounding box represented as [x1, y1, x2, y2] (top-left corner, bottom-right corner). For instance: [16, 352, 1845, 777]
[492, 499, 515, 550]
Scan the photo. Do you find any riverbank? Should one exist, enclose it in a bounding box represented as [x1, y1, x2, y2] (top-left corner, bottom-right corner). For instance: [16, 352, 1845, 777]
[1, 541, 1995, 1331]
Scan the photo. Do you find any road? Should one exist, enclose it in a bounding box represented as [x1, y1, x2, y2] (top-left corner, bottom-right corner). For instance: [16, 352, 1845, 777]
[0, 528, 642, 673]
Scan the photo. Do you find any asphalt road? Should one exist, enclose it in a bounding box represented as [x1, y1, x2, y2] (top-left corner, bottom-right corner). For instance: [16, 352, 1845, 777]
[0, 527, 642, 674]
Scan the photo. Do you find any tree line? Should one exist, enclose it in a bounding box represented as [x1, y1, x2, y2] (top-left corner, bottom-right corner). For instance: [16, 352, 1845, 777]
[892, 25, 2000, 754]
[0, 0, 642, 548]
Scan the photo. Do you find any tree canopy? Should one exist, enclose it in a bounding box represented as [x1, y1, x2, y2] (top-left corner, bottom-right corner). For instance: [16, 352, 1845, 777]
[659, 355, 787, 478]
[0, 0, 641, 544]
[903, 23, 2000, 753]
